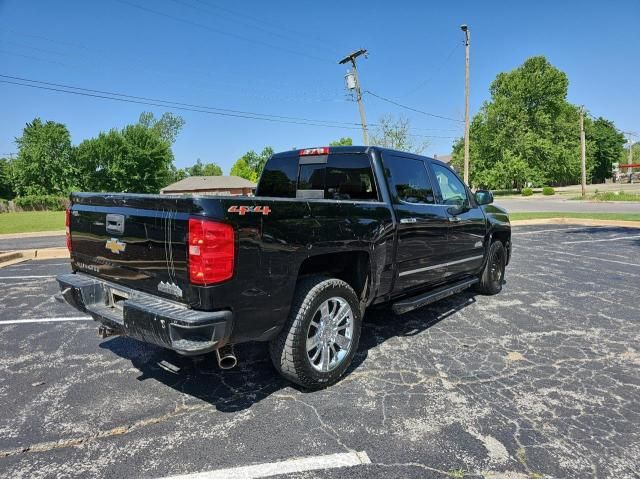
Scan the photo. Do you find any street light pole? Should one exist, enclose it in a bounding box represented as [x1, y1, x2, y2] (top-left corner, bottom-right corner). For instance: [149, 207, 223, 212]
[580, 108, 587, 197]
[461, 24, 471, 185]
[339, 49, 369, 146]
[629, 136, 635, 184]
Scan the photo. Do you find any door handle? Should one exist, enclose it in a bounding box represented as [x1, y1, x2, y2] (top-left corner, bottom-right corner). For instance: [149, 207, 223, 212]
[449, 216, 461, 223]
[400, 217, 417, 224]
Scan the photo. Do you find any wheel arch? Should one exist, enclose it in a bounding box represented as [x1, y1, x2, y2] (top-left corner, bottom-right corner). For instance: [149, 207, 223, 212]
[297, 250, 371, 301]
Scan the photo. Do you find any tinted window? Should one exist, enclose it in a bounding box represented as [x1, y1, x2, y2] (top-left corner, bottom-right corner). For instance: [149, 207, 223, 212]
[384, 155, 434, 204]
[257, 157, 297, 197]
[298, 163, 326, 190]
[324, 154, 377, 201]
[432, 164, 468, 206]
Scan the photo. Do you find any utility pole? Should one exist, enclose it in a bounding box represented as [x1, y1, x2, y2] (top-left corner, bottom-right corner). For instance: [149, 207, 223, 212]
[461, 24, 471, 185]
[339, 49, 369, 145]
[629, 136, 635, 183]
[580, 108, 587, 197]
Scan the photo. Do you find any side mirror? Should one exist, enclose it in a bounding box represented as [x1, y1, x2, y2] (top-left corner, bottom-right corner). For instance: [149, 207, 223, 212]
[447, 198, 470, 216]
[475, 190, 493, 205]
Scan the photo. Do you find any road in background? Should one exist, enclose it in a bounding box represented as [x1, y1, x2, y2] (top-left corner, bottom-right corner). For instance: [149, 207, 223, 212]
[496, 197, 640, 213]
[0, 235, 66, 251]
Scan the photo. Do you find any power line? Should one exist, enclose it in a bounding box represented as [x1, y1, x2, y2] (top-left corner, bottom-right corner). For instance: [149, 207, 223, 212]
[0, 44, 346, 104]
[0, 74, 360, 126]
[365, 90, 464, 123]
[0, 75, 456, 139]
[115, 0, 332, 63]
[0, 74, 456, 134]
[399, 42, 462, 98]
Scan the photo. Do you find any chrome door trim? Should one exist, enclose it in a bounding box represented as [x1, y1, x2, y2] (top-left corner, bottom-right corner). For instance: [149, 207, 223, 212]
[399, 254, 484, 277]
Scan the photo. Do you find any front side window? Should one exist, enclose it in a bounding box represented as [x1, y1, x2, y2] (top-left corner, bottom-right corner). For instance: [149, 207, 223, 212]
[432, 164, 468, 206]
[383, 155, 434, 204]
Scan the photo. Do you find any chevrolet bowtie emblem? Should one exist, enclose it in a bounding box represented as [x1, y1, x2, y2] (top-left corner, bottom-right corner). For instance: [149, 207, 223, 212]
[105, 238, 126, 254]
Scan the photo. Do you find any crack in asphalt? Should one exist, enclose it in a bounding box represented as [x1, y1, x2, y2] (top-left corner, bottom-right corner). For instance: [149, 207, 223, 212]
[0, 403, 208, 458]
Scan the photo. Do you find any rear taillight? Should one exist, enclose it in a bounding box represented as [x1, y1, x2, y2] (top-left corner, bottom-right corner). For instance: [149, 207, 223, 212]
[65, 208, 72, 251]
[188, 218, 235, 285]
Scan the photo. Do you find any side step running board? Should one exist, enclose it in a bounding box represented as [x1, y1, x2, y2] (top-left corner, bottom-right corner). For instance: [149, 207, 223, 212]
[391, 277, 479, 315]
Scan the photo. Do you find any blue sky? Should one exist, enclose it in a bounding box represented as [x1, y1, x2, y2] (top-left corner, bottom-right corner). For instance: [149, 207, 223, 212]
[1, 0, 638, 173]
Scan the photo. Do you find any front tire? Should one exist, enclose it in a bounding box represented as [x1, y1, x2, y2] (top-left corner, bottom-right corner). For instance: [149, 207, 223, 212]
[475, 240, 506, 295]
[269, 276, 362, 390]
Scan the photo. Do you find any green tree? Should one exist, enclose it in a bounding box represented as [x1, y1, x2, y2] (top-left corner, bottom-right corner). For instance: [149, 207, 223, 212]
[451, 56, 584, 189]
[13, 118, 77, 195]
[230, 157, 257, 182]
[0, 158, 15, 199]
[370, 115, 428, 154]
[229, 147, 274, 181]
[138, 111, 185, 144]
[202, 162, 223, 176]
[587, 118, 626, 183]
[76, 124, 175, 193]
[621, 142, 640, 164]
[185, 159, 223, 176]
[329, 137, 353, 146]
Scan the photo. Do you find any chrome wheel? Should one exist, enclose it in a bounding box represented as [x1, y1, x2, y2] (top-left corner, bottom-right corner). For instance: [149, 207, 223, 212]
[306, 297, 354, 372]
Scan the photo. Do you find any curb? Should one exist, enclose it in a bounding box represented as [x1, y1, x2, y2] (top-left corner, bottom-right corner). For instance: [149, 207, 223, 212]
[0, 247, 69, 268]
[511, 218, 640, 228]
[0, 230, 66, 240]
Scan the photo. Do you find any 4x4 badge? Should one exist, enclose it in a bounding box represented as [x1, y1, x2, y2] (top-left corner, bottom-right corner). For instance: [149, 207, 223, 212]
[105, 238, 126, 255]
[228, 205, 271, 216]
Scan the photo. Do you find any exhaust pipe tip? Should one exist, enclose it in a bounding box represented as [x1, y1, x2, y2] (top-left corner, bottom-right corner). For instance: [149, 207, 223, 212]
[215, 344, 237, 370]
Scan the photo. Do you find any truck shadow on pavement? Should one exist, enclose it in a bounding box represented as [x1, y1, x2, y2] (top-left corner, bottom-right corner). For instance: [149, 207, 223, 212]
[100, 292, 477, 413]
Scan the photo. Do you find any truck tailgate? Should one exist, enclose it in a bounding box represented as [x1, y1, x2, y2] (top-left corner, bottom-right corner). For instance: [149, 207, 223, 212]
[69, 193, 199, 304]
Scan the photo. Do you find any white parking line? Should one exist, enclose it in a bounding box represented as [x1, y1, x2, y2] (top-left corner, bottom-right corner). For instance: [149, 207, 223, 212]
[535, 248, 640, 267]
[0, 317, 90, 325]
[13, 262, 69, 267]
[561, 234, 640, 244]
[159, 451, 371, 479]
[0, 275, 55, 280]
[512, 226, 596, 235]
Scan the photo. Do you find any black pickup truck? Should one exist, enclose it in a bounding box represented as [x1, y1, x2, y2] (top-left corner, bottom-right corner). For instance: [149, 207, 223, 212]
[57, 146, 511, 389]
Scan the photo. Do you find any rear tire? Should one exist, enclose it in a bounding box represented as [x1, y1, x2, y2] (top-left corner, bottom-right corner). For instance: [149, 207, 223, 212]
[475, 240, 506, 295]
[269, 276, 362, 390]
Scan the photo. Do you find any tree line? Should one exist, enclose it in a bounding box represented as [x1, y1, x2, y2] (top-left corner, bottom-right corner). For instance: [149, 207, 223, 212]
[450, 56, 628, 189]
[0, 112, 226, 199]
[0, 110, 424, 202]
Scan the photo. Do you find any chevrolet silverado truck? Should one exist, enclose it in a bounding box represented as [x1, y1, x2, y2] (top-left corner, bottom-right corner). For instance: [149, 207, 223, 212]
[57, 146, 511, 389]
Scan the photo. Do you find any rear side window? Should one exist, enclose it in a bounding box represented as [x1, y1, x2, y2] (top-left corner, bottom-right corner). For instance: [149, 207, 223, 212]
[324, 154, 378, 201]
[383, 155, 435, 204]
[257, 157, 297, 197]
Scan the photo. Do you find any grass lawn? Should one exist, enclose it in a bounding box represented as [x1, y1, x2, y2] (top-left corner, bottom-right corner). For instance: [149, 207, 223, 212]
[570, 191, 640, 202]
[0, 211, 66, 234]
[510, 212, 640, 222]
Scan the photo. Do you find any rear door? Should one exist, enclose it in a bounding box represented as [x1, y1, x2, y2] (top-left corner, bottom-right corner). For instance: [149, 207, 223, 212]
[382, 153, 449, 292]
[429, 162, 486, 278]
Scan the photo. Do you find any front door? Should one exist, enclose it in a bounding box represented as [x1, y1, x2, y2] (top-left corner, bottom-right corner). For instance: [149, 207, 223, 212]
[430, 162, 486, 278]
[382, 153, 450, 292]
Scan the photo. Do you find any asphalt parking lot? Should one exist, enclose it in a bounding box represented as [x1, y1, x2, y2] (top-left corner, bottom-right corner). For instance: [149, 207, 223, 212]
[1, 225, 639, 479]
